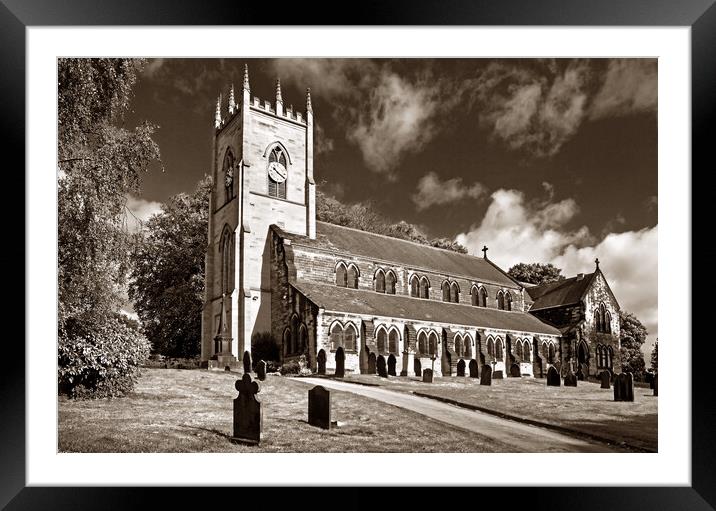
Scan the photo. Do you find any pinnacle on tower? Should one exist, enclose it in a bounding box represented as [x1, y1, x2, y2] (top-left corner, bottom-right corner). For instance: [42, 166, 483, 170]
[243, 63, 250, 92]
[275, 78, 283, 104]
[228, 84, 236, 114]
[214, 94, 222, 128]
[306, 87, 312, 113]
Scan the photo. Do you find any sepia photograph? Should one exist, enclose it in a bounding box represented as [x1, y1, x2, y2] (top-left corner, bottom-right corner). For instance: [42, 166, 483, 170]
[56, 56, 660, 455]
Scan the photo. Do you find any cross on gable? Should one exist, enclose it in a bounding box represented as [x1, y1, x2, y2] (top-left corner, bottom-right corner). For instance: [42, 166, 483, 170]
[235, 373, 260, 395]
[481, 245, 488, 258]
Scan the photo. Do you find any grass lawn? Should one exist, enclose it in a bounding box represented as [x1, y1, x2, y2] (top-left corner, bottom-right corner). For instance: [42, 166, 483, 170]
[340, 373, 658, 452]
[58, 368, 511, 453]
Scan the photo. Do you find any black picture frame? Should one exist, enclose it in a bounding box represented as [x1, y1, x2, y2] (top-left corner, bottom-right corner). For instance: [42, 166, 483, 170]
[5, 0, 712, 509]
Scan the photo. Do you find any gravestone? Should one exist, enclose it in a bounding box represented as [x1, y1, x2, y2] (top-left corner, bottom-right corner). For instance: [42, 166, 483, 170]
[457, 359, 466, 377]
[414, 358, 422, 378]
[564, 370, 577, 387]
[368, 353, 377, 374]
[377, 355, 388, 378]
[335, 348, 345, 378]
[547, 366, 560, 387]
[493, 370, 504, 380]
[469, 360, 479, 378]
[308, 385, 331, 430]
[231, 373, 262, 445]
[613, 373, 634, 402]
[653, 374, 658, 396]
[422, 368, 434, 383]
[600, 370, 611, 389]
[256, 360, 267, 381]
[510, 363, 521, 377]
[576, 367, 585, 381]
[317, 350, 326, 375]
[243, 351, 252, 374]
[480, 365, 492, 386]
[646, 372, 654, 389]
[388, 355, 397, 376]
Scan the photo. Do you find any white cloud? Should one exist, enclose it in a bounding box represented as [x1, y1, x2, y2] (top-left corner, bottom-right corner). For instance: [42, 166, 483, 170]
[456, 189, 658, 351]
[142, 58, 165, 78]
[412, 172, 486, 211]
[589, 59, 657, 120]
[125, 195, 162, 233]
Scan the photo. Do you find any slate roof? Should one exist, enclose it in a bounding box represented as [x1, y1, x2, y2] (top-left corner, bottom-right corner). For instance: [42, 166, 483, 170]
[292, 281, 561, 336]
[279, 221, 519, 288]
[525, 273, 595, 311]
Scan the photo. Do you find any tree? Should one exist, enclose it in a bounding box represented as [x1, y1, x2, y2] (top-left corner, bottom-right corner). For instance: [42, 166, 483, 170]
[58, 58, 159, 397]
[129, 177, 212, 358]
[619, 310, 648, 380]
[650, 339, 658, 373]
[508, 262, 564, 285]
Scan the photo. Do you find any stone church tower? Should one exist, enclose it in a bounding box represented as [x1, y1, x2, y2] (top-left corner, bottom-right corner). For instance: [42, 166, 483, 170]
[201, 65, 316, 368]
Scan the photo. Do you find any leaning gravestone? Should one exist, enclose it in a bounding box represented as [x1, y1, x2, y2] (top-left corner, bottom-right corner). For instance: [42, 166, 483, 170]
[564, 370, 577, 387]
[231, 373, 262, 445]
[469, 360, 479, 378]
[510, 363, 521, 377]
[335, 349, 345, 378]
[256, 360, 267, 381]
[368, 353, 377, 374]
[547, 366, 560, 387]
[422, 368, 434, 383]
[480, 365, 492, 386]
[653, 374, 658, 396]
[376, 355, 388, 377]
[243, 351, 252, 373]
[624, 372, 634, 401]
[308, 385, 331, 430]
[457, 359, 466, 377]
[600, 370, 611, 389]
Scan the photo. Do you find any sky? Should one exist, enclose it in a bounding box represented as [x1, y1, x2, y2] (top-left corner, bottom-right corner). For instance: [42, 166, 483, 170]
[125, 58, 658, 354]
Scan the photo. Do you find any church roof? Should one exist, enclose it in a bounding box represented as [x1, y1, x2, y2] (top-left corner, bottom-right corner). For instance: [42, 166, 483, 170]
[292, 281, 561, 336]
[278, 221, 519, 288]
[526, 273, 596, 311]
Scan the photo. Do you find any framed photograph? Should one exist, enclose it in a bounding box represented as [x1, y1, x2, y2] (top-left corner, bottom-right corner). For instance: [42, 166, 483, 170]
[8, 0, 713, 508]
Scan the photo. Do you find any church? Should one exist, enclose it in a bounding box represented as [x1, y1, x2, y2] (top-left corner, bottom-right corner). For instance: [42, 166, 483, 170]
[201, 65, 622, 380]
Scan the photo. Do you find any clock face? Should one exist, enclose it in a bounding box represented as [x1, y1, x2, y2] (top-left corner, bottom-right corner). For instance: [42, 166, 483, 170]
[268, 161, 287, 183]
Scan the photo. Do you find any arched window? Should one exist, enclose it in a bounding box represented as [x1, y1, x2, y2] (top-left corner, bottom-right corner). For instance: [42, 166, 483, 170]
[548, 343, 556, 364]
[375, 269, 386, 293]
[525, 340, 532, 362]
[283, 328, 291, 356]
[479, 286, 488, 307]
[347, 264, 359, 289]
[497, 290, 505, 310]
[385, 271, 396, 295]
[417, 331, 428, 355]
[471, 286, 479, 306]
[298, 324, 307, 353]
[487, 337, 495, 357]
[420, 276, 430, 299]
[465, 335, 473, 358]
[595, 308, 603, 332]
[505, 292, 513, 311]
[607, 346, 614, 368]
[495, 338, 504, 360]
[515, 339, 523, 360]
[222, 149, 235, 203]
[335, 263, 347, 287]
[428, 331, 439, 356]
[376, 328, 388, 354]
[410, 275, 419, 297]
[267, 145, 287, 199]
[220, 229, 232, 294]
[290, 314, 299, 354]
[330, 323, 343, 351]
[344, 324, 357, 351]
[442, 281, 451, 302]
[605, 311, 612, 334]
[388, 329, 400, 354]
[450, 282, 460, 303]
[454, 334, 464, 357]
